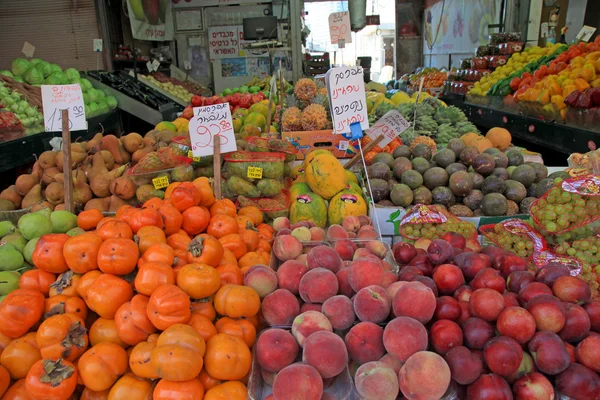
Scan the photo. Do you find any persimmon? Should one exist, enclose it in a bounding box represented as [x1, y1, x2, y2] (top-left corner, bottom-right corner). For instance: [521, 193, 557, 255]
[219, 248, 238, 266]
[97, 237, 139, 275]
[76, 270, 102, 300]
[188, 314, 217, 343]
[153, 378, 205, 400]
[135, 226, 166, 254]
[257, 223, 275, 244]
[0, 332, 40, 379]
[85, 274, 133, 319]
[49, 271, 82, 297]
[0, 333, 11, 358]
[193, 177, 215, 208]
[25, 359, 78, 400]
[138, 243, 175, 268]
[187, 234, 224, 267]
[19, 270, 56, 296]
[134, 262, 175, 296]
[209, 198, 236, 217]
[44, 295, 88, 322]
[218, 234, 247, 260]
[207, 215, 238, 239]
[36, 313, 88, 361]
[128, 208, 164, 234]
[143, 197, 163, 210]
[167, 230, 192, 251]
[238, 206, 263, 226]
[128, 340, 158, 379]
[151, 324, 205, 381]
[182, 206, 210, 236]
[0, 289, 45, 338]
[198, 369, 222, 391]
[63, 233, 103, 274]
[107, 373, 154, 400]
[81, 388, 110, 400]
[236, 215, 254, 232]
[96, 220, 133, 241]
[158, 202, 183, 236]
[191, 301, 216, 321]
[215, 264, 243, 285]
[215, 317, 256, 347]
[204, 334, 251, 380]
[114, 294, 156, 346]
[77, 209, 104, 231]
[204, 381, 247, 400]
[78, 342, 128, 392]
[89, 318, 127, 348]
[2, 379, 28, 400]
[213, 284, 260, 319]
[170, 184, 201, 212]
[240, 228, 260, 252]
[147, 284, 191, 330]
[0, 365, 8, 398]
[176, 263, 221, 300]
[32, 234, 70, 274]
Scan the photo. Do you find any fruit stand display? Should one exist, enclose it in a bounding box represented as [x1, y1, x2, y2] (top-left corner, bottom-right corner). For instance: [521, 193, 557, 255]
[1, 64, 600, 400]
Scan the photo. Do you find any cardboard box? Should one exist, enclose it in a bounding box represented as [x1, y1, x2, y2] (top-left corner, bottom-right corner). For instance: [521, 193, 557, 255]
[282, 130, 357, 159]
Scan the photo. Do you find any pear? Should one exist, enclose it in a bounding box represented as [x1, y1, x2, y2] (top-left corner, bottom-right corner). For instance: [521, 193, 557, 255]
[22, 184, 43, 209]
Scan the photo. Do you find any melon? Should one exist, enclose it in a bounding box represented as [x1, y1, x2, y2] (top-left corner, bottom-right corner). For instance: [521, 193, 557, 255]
[486, 127, 512, 150]
[289, 191, 327, 228]
[472, 137, 494, 153]
[328, 189, 368, 225]
[460, 132, 480, 146]
[305, 153, 348, 200]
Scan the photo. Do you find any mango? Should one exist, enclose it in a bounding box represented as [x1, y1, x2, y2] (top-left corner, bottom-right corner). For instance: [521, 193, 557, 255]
[18, 212, 53, 240]
[67, 227, 85, 236]
[51, 210, 78, 233]
[0, 221, 16, 238]
[0, 271, 19, 296]
[2, 233, 27, 254]
[23, 237, 39, 264]
[0, 246, 24, 271]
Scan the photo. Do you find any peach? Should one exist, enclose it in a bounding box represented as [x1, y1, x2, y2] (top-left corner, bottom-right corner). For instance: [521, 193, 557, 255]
[518, 282, 553, 306]
[379, 354, 404, 374]
[353, 247, 373, 260]
[272, 217, 291, 232]
[355, 361, 399, 400]
[496, 307, 536, 344]
[408, 254, 433, 276]
[526, 294, 566, 332]
[357, 228, 379, 240]
[348, 258, 384, 292]
[497, 254, 528, 277]
[327, 224, 349, 240]
[564, 342, 577, 363]
[463, 317, 495, 350]
[345, 322, 385, 364]
[536, 262, 570, 286]
[276, 228, 292, 237]
[397, 265, 423, 281]
[342, 216, 361, 233]
[444, 346, 483, 385]
[399, 351, 451, 400]
[383, 316, 428, 363]
[528, 331, 571, 375]
[307, 246, 342, 273]
[513, 372, 555, 400]
[322, 295, 355, 330]
[291, 226, 312, 241]
[291, 311, 332, 347]
[453, 285, 473, 302]
[469, 288, 506, 322]
[412, 275, 438, 297]
[262, 289, 300, 325]
[273, 235, 303, 261]
[434, 296, 461, 321]
[300, 303, 322, 313]
[243, 265, 278, 298]
[457, 301, 472, 325]
[471, 268, 505, 293]
[309, 227, 326, 241]
[465, 238, 482, 253]
[381, 271, 398, 288]
[358, 215, 372, 227]
[347, 231, 357, 239]
[272, 363, 323, 400]
[555, 363, 600, 399]
[503, 292, 520, 308]
[553, 275, 591, 304]
[507, 271, 535, 293]
[256, 328, 299, 372]
[504, 351, 535, 384]
[427, 239, 454, 265]
[432, 264, 465, 295]
[386, 281, 407, 301]
[392, 281, 436, 323]
[576, 335, 600, 372]
[430, 320, 463, 354]
[414, 237, 432, 251]
[454, 252, 488, 281]
[296, 253, 308, 264]
[584, 300, 600, 332]
[302, 330, 348, 378]
[365, 240, 387, 259]
[441, 232, 466, 250]
[276, 260, 309, 295]
[466, 374, 513, 399]
[392, 242, 417, 265]
[335, 267, 355, 298]
[484, 336, 523, 376]
[262, 369, 277, 385]
[299, 268, 339, 304]
[559, 303, 591, 343]
[333, 240, 356, 261]
[291, 221, 312, 230]
[353, 285, 391, 323]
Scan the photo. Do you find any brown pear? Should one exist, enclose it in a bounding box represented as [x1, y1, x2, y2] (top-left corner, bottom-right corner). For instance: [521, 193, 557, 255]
[73, 169, 88, 185]
[86, 133, 103, 153]
[53, 173, 65, 183]
[88, 152, 108, 182]
[56, 150, 87, 172]
[31, 201, 54, 212]
[84, 197, 110, 212]
[42, 167, 60, 186]
[121, 133, 144, 154]
[0, 186, 23, 208]
[32, 161, 43, 177]
[102, 135, 131, 164]
[142, 135, 158, 150]
[90, 164, 126, 198]
[108, 195, 129, 212]
[132, 146, 154, 164]
[110, 175, 136, 201]
[100, 150, 115, 170]
[15, 173, 40, 196]
[39, 151, 57, 169]
[53, 204, 66, 211]
[45, 182, 65, 205]
[22, 184, 43, 209]
[71, 142, 87, 154]
[73, 179, 93, 206]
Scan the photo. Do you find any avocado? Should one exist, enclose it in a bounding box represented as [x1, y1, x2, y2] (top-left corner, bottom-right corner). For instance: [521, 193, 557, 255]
[449, 171, 473, 196]
[433, 149, 456, 168]
[472, 153, 496, 176]
[525, 162, 548, 183]
[511, 164, 536, 187]
[506, 150, 524, 166]
[492, 153, 509, 169]
[506, 200, 519, 215]
[548, 171, 571, 180]
[527, 183, 537, 198]
[447, 138, 466, 157]
[481, 175, 506, 195]
[423, 167, 449, 190]
[390, 184, 414, 207]
[432, 186, 456, 208]
[459, 147, 479, 166]
[520, 197, 537, 214]
[470, 172, 485, 189]
[372, 152, 395, 168]
[369, 179, 390, 202]
[413, 186, 433, 205]
[392, 157, 413, 180]
[463, 190, 484, 211]
[535, 177, 556, 198]
[504, 180, 527, 202]
[393, 145, 412, 159]
[483, 148, 501, 155]
[491, 168, 510, 180]
[367, 162, 391, 180]
[412, 157, 431, 175]
[401, 170, 424, 190]
[412, 143, 433, 160]
[482, 193, 508, 216]
[446, 163, 467, 175]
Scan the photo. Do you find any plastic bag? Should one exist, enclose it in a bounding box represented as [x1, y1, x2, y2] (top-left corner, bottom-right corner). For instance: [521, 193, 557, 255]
[480, 219, 544, 259]
[398, 204, 478, 241]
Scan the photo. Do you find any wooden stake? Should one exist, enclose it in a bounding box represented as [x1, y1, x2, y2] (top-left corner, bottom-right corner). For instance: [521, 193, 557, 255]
[61, 109, 74, 213]
[213, 135, 222, 200]
[279, 60, 284, 107]
[344, 135, 384, 170]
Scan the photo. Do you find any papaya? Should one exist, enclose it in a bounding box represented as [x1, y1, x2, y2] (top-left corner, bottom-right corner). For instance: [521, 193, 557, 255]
[328, 189, 368, 225]
[305, 153, 348, 200]
[345, 170, 359, 185]
[290, 165, 305, 179]
[289, 191, 327, 228]
[289, 182, 312, 200]
[346, 182, 363, 195]
[303, 149, 330, 167]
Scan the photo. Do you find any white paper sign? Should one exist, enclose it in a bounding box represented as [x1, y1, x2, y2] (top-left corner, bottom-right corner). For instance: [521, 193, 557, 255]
[329, 12, 352, 45]
[93, 39, 103, 52]
[152, 59, 161, 71]
[183, 60, 192, 70]
[326, 66, 369, 134]
[41, 84, 87, 132]
[366, 111, 410, 147]
[576, 26, 597, 42]
[208, 26, 241, 60]
[189, 103, 237, 157]
[22, 42, 35, 58]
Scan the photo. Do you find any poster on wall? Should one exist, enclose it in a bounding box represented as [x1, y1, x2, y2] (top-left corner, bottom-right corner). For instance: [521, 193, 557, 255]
[208, 26, 242, 60]
[423, 0, 501, 56]
[126, 0, 174, 41]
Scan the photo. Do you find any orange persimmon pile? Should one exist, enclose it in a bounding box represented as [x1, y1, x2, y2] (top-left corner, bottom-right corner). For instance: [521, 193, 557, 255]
[0, 176, 275, 399]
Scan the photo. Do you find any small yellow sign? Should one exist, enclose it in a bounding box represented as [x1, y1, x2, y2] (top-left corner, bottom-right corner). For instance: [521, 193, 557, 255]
[187, 150, 201, 162]
[247, 166, 263, 179]
[152, 176, 170, 189]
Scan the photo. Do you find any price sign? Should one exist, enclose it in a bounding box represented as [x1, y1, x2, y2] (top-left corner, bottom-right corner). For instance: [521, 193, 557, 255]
[152, 59, 161, 71]
[189, 103, 237, 157]
[328, 11, 352, 45]
[93, 39, 103, 52]
[339, 140, 349, 151]
[187, 150, 201, 162]
[247, 167, 263, 179]
[366, 110, 410, 147]
[152, 176, 170, 189]
[326, 66, 369, 134]
[41, 84, 87, 132]
[22, 42, 35, 58]
[576, 26, 597, 43]
[183, 60, 192, 70]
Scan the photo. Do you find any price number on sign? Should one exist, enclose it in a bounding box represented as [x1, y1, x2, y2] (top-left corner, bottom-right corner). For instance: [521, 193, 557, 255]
[152, 176, 170, 189]
[366, 110, 410, 147]
[187, 150, 201, 162]
[189, 103, 237, 157]
[247, 167, 263, 179]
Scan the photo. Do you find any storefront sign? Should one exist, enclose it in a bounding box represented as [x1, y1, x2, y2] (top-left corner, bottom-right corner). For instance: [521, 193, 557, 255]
[126, 0, 174, 41]
[41, 84, 86, 132]
[189, 103, 237, 157]
[326, 67, 369, 134]
[366, 110, 409, 147]
[366, 15, 381, 26]
[328, 11, 352, 45]
[208, 26, 242, 60]
[93, 39, 103, 52]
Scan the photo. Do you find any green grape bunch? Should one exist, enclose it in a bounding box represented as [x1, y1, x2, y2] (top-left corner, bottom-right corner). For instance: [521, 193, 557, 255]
[486, 224, 535, 258]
